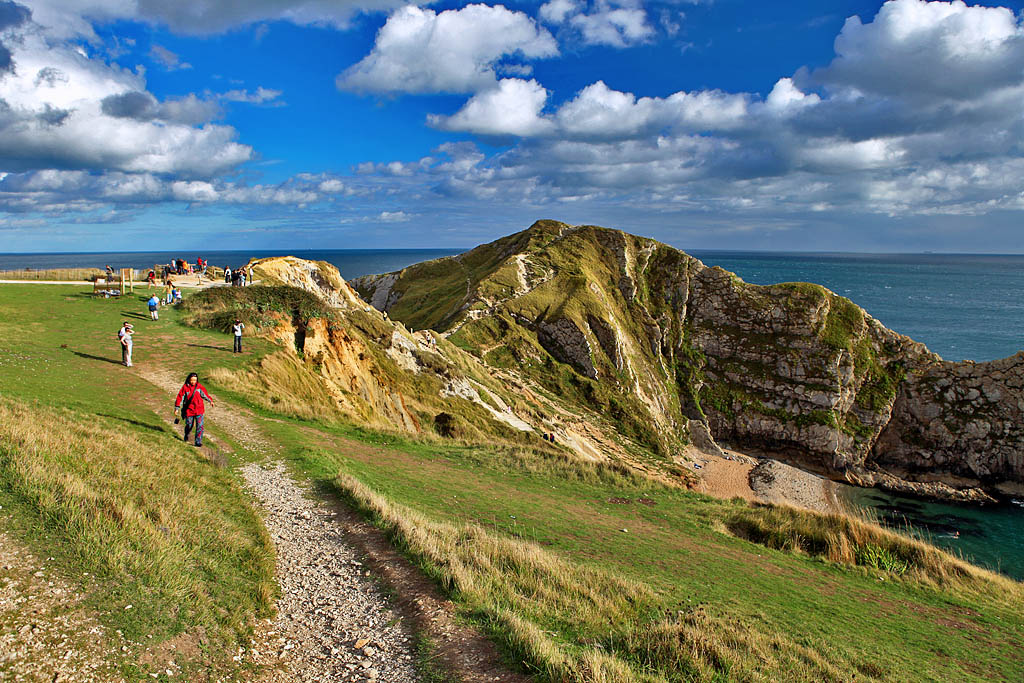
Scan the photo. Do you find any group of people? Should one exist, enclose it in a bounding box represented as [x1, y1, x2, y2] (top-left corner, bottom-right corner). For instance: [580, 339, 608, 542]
[224, 264, 252, 286]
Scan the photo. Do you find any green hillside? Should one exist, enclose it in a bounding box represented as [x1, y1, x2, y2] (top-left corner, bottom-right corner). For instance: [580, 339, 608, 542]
[351, 221, 1023, 501]
[1, 280, 1021, 681]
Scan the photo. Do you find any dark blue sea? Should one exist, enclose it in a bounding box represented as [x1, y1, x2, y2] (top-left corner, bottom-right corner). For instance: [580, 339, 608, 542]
[3, 247, 1023, 577]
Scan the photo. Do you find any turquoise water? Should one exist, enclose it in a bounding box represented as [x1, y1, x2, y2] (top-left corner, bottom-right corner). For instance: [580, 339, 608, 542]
[683, 251, 1024, 580]
[840, 486, 1024, 580]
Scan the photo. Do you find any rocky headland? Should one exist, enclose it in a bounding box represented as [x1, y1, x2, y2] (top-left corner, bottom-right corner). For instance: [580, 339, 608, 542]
[184, 221, 1023, 507]
[349, 221, 1024, 504]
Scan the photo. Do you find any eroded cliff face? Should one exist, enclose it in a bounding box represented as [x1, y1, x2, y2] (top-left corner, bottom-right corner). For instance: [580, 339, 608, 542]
[352, 221, 1024, 500]
[196, 256, 662, 480]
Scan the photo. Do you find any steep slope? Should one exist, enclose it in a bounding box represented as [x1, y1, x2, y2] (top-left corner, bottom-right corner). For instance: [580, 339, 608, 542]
[352, 220, 1024, 500]
[181, 259, 674, 484]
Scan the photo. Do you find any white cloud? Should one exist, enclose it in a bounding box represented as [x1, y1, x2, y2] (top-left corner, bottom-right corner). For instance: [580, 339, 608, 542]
[764, 78, 820, 112]
[0, 14, 252, 177]
[220, 87, 284, 105]
[337, 4, 557, 94]
[25, 0, 410, 38]
[429, 79, 553, 136]
[338, 210, 413, 224]
[539, 0, 654, 48]
[812, 0, 1024, 99]
[411, 0, 1024, 220]
[149, 44, 191, 70]
[540, 0, 579, 24]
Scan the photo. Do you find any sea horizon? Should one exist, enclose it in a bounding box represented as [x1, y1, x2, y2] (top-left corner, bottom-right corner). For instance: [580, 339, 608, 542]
[4, 247, 1024, 257]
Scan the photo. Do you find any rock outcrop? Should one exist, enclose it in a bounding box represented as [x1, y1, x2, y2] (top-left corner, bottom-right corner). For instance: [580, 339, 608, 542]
[352, 220, 1024, 501]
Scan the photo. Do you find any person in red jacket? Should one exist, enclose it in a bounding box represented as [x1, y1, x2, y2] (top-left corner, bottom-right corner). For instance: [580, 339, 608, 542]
[174, 372, 214, 447]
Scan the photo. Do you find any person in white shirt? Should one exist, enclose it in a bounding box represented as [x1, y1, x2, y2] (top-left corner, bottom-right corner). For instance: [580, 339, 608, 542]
[232, 319, 245, 353]
[117, 322, 134, 366]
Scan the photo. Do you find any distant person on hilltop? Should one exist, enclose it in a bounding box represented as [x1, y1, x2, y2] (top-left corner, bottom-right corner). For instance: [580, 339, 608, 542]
[146, 270, 156, 288]
[245, 264, 253, 286]
[224, 266, 231, 284]
[117, 322, 133, 367]
[174, 372, 214, 447]
[232, 318, 245, 353]
[164, 280, 174, 305]
[105, 264, 114, 278]
[147, 293, 160, 320]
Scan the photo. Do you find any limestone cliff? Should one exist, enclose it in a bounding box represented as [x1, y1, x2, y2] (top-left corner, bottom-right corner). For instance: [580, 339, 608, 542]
[351, 220, 1024, 501]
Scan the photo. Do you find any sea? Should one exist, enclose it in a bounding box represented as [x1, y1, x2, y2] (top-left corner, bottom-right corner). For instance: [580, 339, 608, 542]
[3, 247, 1023, 578]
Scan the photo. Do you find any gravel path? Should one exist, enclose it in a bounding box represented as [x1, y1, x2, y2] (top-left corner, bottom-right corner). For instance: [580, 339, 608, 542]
[0, 530, 120, 682]
[241, 462, 419, 683]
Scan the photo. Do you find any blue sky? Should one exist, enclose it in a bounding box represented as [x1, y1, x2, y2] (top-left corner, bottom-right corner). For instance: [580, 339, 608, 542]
[2, 0, 1024, 252]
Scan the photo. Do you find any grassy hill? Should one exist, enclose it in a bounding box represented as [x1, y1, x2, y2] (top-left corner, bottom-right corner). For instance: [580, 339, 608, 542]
[351, 221, 1024, 501]
[1, 274, 1022, 681]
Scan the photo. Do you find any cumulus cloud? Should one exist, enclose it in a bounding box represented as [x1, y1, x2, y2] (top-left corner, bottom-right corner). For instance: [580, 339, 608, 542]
[0, 0, 31, 74]
[406, 0, 1024, 220]
[810, 0, 1024, 99]
[429, 79, 553, 136]
[0, 11, 252, 178]
[337, 4, 557, 94]
[539, 0, 654, 47]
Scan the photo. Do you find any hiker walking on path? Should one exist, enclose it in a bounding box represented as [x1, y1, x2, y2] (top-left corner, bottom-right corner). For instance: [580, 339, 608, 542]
[174, 373, 214, 447]
[232, 318, 245, 353]
[164, 280, 174, 305]
[117, 322, 134, 367]
[147, 294, 160, 320]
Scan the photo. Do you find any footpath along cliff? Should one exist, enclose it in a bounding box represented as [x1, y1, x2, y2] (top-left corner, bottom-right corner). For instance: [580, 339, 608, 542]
[349, 220, 1024, 502]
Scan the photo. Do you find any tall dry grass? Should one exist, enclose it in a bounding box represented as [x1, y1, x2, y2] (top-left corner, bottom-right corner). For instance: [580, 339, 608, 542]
[0, 396, 275, 644]
[727, 503, 1020, 594]
[0, 267, 108, 281]
[336, 474, 860, 682]
[208, 351, 345, 423]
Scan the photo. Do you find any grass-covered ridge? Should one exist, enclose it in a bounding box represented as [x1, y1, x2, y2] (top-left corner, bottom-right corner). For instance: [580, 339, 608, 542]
[3, 258, 1023, 681]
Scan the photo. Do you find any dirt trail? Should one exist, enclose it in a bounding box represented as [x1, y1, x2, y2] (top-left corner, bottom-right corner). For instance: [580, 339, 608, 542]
[137, 365, 527, 683]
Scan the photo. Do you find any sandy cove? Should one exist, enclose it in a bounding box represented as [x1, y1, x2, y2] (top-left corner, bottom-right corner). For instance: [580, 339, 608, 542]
[686, 447, 844, 514]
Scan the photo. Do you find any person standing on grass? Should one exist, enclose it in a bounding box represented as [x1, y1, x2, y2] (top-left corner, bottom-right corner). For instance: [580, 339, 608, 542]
[232, 318, 245, 353]
[175, 373, 214, 447]
[164, 279, 174, 305]
[117, 322, 134, 367]
[147, 270, 156, 288]
[147, 293, 160, 320]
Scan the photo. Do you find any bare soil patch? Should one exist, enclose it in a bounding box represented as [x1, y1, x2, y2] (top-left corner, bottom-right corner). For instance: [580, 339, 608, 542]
[0, 530, 120, 682]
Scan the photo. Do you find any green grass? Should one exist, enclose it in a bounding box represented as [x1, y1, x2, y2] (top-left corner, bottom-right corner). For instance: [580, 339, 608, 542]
[0, 284, 277, 678]
[3, 281, 1024, 682]
[238, 405, 1024, 682]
